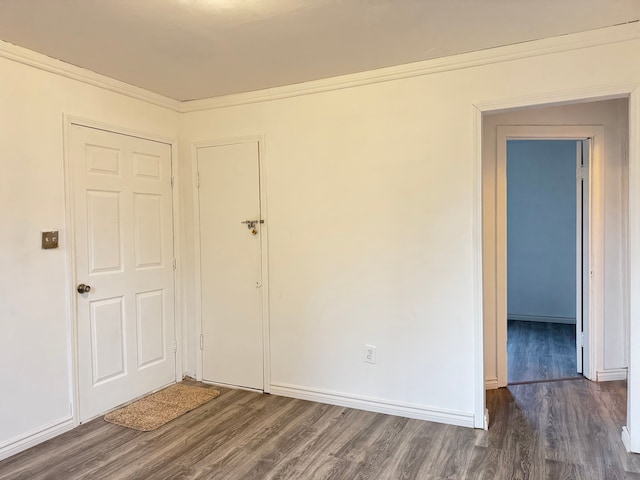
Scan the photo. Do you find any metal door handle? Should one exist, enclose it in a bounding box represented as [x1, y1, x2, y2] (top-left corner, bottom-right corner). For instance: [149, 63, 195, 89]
[240, 219, 264, 230]
[77, 284, 91, 294]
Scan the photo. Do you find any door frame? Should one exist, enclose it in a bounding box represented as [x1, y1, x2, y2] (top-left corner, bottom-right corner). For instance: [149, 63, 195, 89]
[63, 115, 181, 427]
[472, 84, 639, 448]
[191, 135, 271, 392]
[495, 126, 604, 386]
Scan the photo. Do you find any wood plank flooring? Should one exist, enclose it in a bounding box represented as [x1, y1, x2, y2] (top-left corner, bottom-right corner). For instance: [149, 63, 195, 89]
[508, 320, 582, 384]
[1, 378, 638, 479]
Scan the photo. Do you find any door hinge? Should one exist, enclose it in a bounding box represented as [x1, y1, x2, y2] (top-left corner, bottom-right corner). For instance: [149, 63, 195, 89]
[196, 171, 200, 188]
[577, 164, 584, 180]
[579, 331, 584, 347]
[170, 176, 174, 189]
[173, 258, 177, 271]
[200, 333, 204, 350]
[173, 339, 177, 353]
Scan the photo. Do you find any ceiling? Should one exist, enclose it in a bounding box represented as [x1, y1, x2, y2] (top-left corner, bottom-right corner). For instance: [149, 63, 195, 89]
[0, 0, 638, 101]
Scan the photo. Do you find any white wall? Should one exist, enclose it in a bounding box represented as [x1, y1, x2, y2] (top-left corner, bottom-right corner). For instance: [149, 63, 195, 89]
[507, 140, 577, 323]
[483, 99, 629, 384]
[181, 93, 479, 416]
[0, 53, 178, 454]
[180, 32, 640, 424]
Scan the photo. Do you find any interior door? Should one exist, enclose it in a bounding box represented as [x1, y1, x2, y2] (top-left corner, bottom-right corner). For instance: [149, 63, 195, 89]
[70, 124, 176, 422]
[576, 139, 590, 374]
[197, 141, 264, 390]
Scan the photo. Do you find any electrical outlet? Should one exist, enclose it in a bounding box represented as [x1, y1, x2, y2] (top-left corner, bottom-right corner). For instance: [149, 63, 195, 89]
[364, 344, 376, 364]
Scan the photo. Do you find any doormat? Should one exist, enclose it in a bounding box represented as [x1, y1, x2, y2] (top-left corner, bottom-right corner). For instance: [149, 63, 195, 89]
[104, 383, 220, 431]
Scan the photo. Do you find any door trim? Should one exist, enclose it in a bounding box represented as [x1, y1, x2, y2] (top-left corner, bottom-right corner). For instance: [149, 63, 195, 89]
[495, 126, 603, 386]
[627, 86, 640, 453]
[191, 135, 271, 393]
[63, 115, 181, 427]
[472, 83, 638, 446]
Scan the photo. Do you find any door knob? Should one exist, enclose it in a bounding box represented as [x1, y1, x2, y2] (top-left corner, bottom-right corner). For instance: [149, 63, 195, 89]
[77, 284, 91, 294]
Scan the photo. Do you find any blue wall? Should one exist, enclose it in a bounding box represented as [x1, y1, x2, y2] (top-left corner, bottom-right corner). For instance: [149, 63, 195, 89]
[507, 140, 576, 323]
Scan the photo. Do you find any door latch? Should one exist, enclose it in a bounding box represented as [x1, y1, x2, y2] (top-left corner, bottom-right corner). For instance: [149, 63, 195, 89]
[241, 219, 264, 235]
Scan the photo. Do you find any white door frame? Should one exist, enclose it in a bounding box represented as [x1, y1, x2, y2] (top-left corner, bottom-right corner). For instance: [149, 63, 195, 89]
[472, 85, 639, 452]
[63, 115, 182, 427]
[191, 135, 271, 392]
[495, 126, 604, 386]
[626, 87, 640, 453]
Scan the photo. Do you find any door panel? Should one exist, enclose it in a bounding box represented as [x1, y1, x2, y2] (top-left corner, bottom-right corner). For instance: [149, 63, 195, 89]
[86, 190, 122, 272]
[136, 290, 166, 368]
[90, 297, 126, 384]
[134, 193, 163, 268]
[71, 125, 175, 422]
[198, 141, 264, 390]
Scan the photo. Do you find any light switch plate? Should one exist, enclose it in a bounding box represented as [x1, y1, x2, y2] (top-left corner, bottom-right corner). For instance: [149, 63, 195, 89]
[42, 231, 59, 249]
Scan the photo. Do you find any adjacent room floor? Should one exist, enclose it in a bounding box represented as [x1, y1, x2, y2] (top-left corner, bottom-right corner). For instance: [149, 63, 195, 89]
[0, 378, 637, 479]
[507, 319, 582, 384]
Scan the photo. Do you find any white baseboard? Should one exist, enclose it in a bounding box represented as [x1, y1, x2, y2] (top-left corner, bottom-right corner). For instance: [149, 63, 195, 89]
[507, 314, 576, 324]
[270, 383, 475, 428]
[622, 426, 632, 453]
[596, 368, 628, 382]
[485, 377, 499, 390]
[0, 417, 74, 461]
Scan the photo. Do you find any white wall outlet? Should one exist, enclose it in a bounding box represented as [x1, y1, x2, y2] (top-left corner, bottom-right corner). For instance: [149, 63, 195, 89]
[364, 344, 377, 364]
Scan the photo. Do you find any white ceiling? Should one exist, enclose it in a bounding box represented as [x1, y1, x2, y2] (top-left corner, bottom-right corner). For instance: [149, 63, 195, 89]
[0, 0, 638, 101]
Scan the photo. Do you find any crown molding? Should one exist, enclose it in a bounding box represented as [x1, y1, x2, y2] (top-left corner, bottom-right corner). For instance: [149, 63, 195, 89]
[181, 21, 640, 113]
[0, 39, 181, 112]
[2, 21, 638, 114]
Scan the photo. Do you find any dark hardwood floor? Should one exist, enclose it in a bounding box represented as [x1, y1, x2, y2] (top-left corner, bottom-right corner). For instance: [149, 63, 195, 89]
[508, 320, 582, 384]
[1, 378, 638, 479]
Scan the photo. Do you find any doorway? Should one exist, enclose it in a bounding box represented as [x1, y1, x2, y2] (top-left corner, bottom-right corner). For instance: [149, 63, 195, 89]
[493, 125, 604, 387]
[505, 139, 587, 384]
[477, 95, 633, 443]
[195, 139, 269, 391]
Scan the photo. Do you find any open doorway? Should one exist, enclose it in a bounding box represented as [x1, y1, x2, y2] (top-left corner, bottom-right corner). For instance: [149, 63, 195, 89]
[506, 139, 586, 384]
[494, 124, 604, 386]
[482, 98, 629, 391]
[478, 95, 634, 449]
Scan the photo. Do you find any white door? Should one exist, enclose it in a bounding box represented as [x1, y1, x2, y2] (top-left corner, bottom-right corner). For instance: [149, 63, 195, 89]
[197, 141, 264, 390]
[70, 125, 176, 422]
[576, 139, 590, 374]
